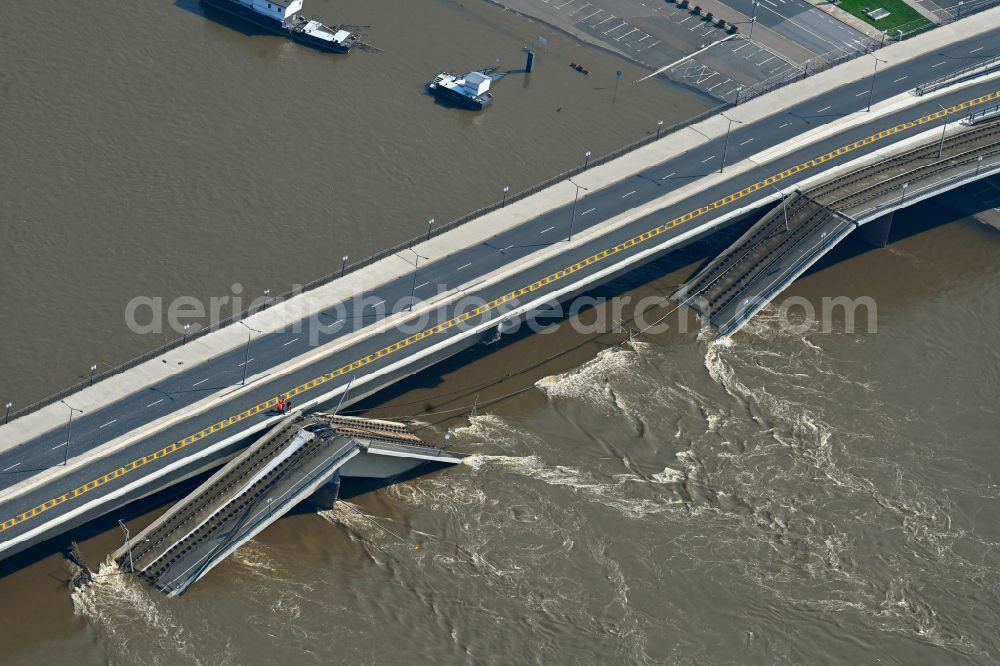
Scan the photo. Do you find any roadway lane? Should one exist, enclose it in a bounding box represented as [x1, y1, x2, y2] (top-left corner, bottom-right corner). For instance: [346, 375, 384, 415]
[2, 30, 998, 491]
[3, 75, 1000, 551]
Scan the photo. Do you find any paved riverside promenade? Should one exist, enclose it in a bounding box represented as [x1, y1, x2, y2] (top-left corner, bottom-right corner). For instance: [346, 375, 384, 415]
[0, 10, 999, 559]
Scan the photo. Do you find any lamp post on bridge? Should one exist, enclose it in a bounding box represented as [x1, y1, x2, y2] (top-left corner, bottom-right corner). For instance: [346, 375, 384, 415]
[183, 323, 190, 344]
[719, 113, 743, 173]
[865, 55, 887, 112]
[333, 374, 355, 416]
[567, 177, 589, 242]
[89, 364, 97, 386]
[583, 151, 592, 170]
[262, 288, 270, 310]
[427, 218, 435, 240]
[899, 181, 909, 207]
[404, 247, 429, 312]
[59, 400, 83, 466]
[502, 186, 510, 208]
[750, 154, 791, 234]
[4, 402, 11, 425]
[341, 255, 348, 277]
[656, 120, 664, 140]
[976, 155, 984, 177]
[771, 184, 791, 233]
[237, 321, 261, 386]
[118, 520, 134, 572]
[937, 103, 949, 158]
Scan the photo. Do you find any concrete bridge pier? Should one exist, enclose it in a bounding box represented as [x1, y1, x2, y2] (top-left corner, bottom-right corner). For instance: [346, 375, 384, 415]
[860, 212, 894, 248]
[308, 474, 342, 510]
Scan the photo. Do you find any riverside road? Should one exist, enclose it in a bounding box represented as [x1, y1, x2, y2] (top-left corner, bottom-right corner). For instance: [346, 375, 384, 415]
[1, 27, 999, 559]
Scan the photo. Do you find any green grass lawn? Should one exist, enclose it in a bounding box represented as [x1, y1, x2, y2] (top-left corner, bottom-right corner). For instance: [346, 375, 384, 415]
[836, 0, 932, 33]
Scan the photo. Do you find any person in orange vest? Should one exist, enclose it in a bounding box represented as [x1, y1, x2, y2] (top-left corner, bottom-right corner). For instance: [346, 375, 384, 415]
[275, 396, 284, 414]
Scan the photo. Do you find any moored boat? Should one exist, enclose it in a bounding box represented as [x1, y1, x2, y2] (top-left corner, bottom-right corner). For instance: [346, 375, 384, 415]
[427, 67, 498, 110]
[288, 15, 359, 53]
[200, 0, 360, 54]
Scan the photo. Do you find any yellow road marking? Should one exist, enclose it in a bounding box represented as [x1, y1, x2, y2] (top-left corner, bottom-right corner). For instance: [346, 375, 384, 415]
[2, 89, 998, 536]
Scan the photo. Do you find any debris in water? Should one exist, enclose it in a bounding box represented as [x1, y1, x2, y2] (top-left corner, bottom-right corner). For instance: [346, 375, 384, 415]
[66, 541, 93, 588]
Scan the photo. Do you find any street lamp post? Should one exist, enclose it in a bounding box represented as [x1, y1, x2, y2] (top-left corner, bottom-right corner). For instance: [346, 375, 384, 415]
[405, 248, 429, 311]
[183, 323, 190, 344]
[89, 364, 97, 386]
[567, 178, 589, 242]
[749, 1, 758, 39]
[719, 114, 743, 173]
[976, 155, 984, 177]
[427, 218, 435, 240]
[502, 186, 510, 208]
[263, 288, 270, 309]
[237, 321, 261, 385]
[865, 55, 887, 112]
[900, 181, 909, 206]
[747, 155, 791, 231]
[333, 375, 355, 416]
[4, 402, 11, 425]
[768, 184, 791, 233]
[118, 520, 134, 572]
[341, 255, 348, 277]
[656, 120, 664, 140]
[59, 400, 83, 466]
[584, 151, 592, 170]
[937, 103, 948, 158]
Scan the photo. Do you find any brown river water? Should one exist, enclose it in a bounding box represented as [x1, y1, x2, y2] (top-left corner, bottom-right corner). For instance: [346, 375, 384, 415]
[2, 1, 999, 664]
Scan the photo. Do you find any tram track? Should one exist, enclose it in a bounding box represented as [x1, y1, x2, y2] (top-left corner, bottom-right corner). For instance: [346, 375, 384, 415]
[677, 119, 1000, 327]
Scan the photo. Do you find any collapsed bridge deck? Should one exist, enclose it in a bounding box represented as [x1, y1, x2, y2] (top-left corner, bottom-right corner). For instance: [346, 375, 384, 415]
[673, 119, 1000, 336]
[114, 414, 460, 596]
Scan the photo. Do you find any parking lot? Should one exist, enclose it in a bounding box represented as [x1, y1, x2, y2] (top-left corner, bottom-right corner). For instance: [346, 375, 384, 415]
[559, 0, 802, 99]
[517, 0, 871, 101]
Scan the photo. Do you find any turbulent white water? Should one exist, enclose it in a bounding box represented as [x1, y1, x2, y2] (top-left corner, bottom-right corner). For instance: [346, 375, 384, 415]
[49, 280, 1000, 664]
[70, 560, 233, 666]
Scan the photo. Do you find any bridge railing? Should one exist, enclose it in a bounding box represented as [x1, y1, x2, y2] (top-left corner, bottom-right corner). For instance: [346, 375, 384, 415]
[962, 102, 1000, 125]
[914, 52, 1000, 96]
[851, 153, 1000, 221]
